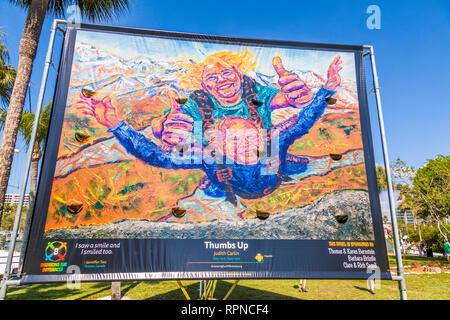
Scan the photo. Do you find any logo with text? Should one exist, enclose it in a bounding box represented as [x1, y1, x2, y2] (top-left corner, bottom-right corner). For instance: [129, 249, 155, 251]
[40, 241, 68, 273]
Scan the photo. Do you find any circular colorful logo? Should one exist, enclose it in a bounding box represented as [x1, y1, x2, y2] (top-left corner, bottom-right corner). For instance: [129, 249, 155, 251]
[45, 241, 67, 262]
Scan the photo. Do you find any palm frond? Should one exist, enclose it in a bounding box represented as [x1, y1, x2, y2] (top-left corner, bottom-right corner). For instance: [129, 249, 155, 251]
[10, 0, 130, 22]
[0, 107, 7, 131]
[0, 28, 16, 105]
[0, 101, 52, 147]
[0, 65, 16, 105]
[0, 43, 10, 65]
[18, 101, 52, 146]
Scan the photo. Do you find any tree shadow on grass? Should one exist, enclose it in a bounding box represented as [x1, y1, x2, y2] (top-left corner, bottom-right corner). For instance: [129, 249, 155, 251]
[147, 280, 302, 300]
[74, 288, 110, 300]
[7, 281, 113, 300]
[78, 281, 141, 300]
[121, 281, 141, 296]
[7, 280, 166, 300]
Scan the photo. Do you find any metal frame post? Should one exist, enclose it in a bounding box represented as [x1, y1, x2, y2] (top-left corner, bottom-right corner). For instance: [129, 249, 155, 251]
[176, 280, 191, 300]
[363, 45, 407, 300]
[0, 19, 67, 300]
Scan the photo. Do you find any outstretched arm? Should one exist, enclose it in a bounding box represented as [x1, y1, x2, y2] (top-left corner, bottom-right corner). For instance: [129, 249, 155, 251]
[77, 90, 200, 170]
[109, 121, 202, 170]
[279, 86, 335, 147]
[77, 89, 194, 148]
[279, 56, 342, 146]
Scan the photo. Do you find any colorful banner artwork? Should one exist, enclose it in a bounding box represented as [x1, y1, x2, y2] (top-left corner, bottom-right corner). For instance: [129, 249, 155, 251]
[22, 24, 390, 283]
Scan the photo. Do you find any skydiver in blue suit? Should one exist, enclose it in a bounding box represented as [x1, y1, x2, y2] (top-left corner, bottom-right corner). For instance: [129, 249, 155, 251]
[78, 55, 343, 221]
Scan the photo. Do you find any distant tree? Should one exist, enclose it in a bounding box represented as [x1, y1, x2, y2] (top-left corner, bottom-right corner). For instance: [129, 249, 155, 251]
[376, 165, 387, 193]
[393, 155, 450, 243]
[0, 102, 51, 202]
[378, 159, 419, 241]
[0, 29, 16, 107]
[0, 0, 130, 225]
[376, 163, 405, 194]
[396, 183, 423, 243]
[1, 101, 51, 267]
[409, 223, 449, 254]
[0, 204, 26, 231]
[412, 155, 450, 239]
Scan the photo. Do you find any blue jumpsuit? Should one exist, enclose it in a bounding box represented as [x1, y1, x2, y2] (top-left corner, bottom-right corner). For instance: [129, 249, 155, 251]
[109, 86, 335, 203]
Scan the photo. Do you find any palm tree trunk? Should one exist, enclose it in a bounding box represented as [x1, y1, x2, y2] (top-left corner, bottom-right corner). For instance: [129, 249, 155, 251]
[0, 0, 48, 224]
[436, 220, 446, 239]
[29, 143, 41, 194]
[19, 143, 41, 272]
[413, 210, 423, 243]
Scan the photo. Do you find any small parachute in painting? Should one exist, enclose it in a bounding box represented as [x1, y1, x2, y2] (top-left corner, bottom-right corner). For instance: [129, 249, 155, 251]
[326, 97, 337, 105]
[172, 207, 186, 218]
[74, 129, 90, 143]
[176, 97, 188, 104]
[334, 214, 348, 224]
[256, 209, 271, 220]
[330, 153, 342, 161]
[67, 200, 83, 215]
[81, 88, 96, 98]
[251, 99, 263, 106]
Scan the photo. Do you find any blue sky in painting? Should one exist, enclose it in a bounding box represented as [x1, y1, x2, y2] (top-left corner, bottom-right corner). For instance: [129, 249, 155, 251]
[75, 29, 357, 81]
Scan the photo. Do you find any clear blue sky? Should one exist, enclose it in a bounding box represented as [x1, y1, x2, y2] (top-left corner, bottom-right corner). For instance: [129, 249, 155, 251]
[0, 0, 449, 195]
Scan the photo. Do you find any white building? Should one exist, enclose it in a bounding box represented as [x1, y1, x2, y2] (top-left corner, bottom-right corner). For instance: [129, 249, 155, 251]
[4, 194, 30, 207]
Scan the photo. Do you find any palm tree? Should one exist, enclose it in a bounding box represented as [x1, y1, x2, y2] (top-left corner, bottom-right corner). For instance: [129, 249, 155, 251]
[0, 29, 16, 108]
[1, 101, 51, 267]
[17, 102, 51, 193]
[0, 0, 130, 222]
[376, 166, 387, 193]
[0, 29, 17, 224]
[396, 183, 423, 243]
[0, 102, 51, 206]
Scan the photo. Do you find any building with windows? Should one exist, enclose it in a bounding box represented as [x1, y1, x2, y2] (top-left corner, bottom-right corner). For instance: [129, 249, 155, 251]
[4, 194, 30, 207]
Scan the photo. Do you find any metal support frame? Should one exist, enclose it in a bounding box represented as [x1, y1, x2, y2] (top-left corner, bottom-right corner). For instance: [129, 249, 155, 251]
[176, 280, 191, 300]
[0, 19, 67, 301]
[363, 45, 407, 300]
[178, 279, 240, 300]
[0, 22, 406, 301]
[200, 280, 218, 300]
[223, 279, 240, 300]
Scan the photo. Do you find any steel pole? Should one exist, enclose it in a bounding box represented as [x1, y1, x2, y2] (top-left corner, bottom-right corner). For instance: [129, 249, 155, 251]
[364, 45, 407, 300]
[0, 19, 65, 300]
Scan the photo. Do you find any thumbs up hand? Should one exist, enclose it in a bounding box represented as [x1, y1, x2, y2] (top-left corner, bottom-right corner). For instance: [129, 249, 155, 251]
[271, 56, 314, 109]
[324, 56, 343, 90]
[77, 90, 121, 129]
[151, 91, 194, 147]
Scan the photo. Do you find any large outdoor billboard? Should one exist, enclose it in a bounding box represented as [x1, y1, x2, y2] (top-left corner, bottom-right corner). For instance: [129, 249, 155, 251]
[22, 23, 390, 283]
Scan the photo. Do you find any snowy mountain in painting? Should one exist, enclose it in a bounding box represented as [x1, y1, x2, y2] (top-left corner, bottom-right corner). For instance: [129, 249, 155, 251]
[71, 43, 358, 107]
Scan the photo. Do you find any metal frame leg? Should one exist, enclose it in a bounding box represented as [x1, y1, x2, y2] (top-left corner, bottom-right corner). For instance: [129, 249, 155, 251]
[363, 45, 407, 300]
[176, 280, 191, 300]
[223, 279, 240, 300]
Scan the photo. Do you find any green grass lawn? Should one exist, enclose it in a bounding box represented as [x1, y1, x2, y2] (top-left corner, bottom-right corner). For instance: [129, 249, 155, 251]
[5, 275, 449, 300]
[5, 255, 449, 300]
